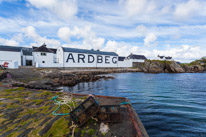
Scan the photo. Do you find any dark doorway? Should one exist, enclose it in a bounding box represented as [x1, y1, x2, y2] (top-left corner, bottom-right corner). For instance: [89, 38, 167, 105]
[26, 60, 32, 66]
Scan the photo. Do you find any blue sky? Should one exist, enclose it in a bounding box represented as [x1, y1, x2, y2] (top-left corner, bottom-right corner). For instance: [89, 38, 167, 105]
[0, 0, 206, 62]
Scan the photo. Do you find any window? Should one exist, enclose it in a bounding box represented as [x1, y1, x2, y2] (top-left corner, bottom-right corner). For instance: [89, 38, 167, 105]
[42, 61, 45, 63]
[41, 53, 46, 56]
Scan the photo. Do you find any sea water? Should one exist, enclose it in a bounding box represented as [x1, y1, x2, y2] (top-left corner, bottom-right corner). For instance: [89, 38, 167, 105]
[64, 72, 206, 137]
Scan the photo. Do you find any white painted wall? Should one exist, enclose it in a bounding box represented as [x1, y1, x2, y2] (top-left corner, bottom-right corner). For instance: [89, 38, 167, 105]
[0, 61, 19, 69]
[33, 52, 54, 67]
[56, 47, 64, 64]
[130, 59, 145, 63]
[62, 52, 118, 68]
[0, 51, 21, 66]
[118, 60, 132, 67]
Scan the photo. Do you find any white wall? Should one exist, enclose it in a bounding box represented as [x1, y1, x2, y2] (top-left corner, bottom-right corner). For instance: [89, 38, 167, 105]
[0, 61, 19, 69]
[131, 59, 145, 63]
[118, 60, 133, 67]
[56, 47, 64, 64]
[33, 52, 54, 67]
[0, 51, 21, 66]
[62, 52, 118, 68]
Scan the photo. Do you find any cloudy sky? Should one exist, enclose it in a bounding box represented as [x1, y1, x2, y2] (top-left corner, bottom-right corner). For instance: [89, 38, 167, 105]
[0, 0, 206, 62]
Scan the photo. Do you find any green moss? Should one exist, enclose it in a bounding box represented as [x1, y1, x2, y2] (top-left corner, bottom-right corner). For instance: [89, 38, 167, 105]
[149, 60, 172, 65]
[33, 99, 44, 105]
[15, 98, 26, 104]
[4, 87, 25, 92]
[7, 104, 19, 109]
[42, 117, 70, 137]
[39, 105, 50, 113]
[37, 91, 53, 97]
[81, 129, 86, 137]
[74, 127, 79, 133]
[0, 102, 4, 105]
[87, 129, 95, 135]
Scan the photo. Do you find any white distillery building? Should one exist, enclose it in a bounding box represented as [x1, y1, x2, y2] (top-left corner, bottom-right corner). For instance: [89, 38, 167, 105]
[56, 47, 119, 68]
[0, 44, 147, 68]
[0, 45, 33, 68]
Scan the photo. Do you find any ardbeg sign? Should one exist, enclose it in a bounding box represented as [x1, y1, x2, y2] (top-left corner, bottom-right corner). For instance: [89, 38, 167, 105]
[66, 53, 117, 64]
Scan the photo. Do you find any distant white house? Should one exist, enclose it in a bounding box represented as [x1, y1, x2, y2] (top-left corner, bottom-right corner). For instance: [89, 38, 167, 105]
[32, 44, 57, 67]
[126, 54, 147, 63]
[117, 54, 147, 67]
[157, 55, 172, 61]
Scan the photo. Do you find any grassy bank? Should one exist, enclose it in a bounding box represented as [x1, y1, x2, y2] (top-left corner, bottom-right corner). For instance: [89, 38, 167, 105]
[0, 87, 99, 137]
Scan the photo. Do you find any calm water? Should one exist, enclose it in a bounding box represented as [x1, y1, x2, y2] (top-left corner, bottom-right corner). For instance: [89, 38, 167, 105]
[64, 73, 206, 137]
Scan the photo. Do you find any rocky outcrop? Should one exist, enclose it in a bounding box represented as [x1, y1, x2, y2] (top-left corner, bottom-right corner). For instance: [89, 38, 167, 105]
[143, 60, 165, 73]
[165, 61, 185, 73]
[181, 64, 205, 73]
[141, 60, 204, 73]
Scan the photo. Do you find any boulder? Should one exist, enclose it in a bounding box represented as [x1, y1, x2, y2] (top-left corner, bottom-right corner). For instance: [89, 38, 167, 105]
[166, 61, 185, 73]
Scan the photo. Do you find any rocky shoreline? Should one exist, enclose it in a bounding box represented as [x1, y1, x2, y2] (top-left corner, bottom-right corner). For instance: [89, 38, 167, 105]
[139, 60, 205, 73]
[0, 68, 141, 91]
[0, 62, 205, 91]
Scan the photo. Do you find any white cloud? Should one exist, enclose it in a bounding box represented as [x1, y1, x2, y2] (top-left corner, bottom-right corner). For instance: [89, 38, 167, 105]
[153, 45, 204, 62]
[12, 33, 24, 43]
[103, 40, 204, 63]
[103, 40, 118, 52]
[136, 25, 147, 36]
[124, 0, 147, 16]
[57, 27, 71, 43]
[58, 26, 105, 50]
[0, 37, 19, 46]
[27, 0, 77, 20]
[23, 26, 60, 47]
[103, 41, 148, 57]
[174, 0, 204, 19]
[144, 33, 157, 46]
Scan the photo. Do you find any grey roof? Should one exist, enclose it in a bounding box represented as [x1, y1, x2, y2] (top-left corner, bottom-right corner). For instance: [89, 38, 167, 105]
[33, 46, 57, 54]
[118, 56, 126, 61]
[165, 56, 172, 59]
[22, 48, 33, 56]
[33, 44, 54, 53]
[50, 48, 57, 54]
[0, 45, 22, 52]
[127, 54, 147, 60]
[62, 47, 118, 56]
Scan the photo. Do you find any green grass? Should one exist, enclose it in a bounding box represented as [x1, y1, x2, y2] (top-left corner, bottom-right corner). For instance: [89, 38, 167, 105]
[0, 87, 100, 137]
[4, 87, 25, 92]
[147, 60, 172, 65]
[33, 99, 44, 105]
[42, 117, 70, 137]
[87, 129, 95, 135]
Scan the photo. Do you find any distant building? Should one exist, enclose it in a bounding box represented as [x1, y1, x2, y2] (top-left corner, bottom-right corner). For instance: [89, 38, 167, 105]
[157, 55, 172, 61]
[0, 44, 148, 68]
[22, 47, 33, 66]
[157, 55, 164, 60]
[118, 56, 126, 61]
[118, 56, 132, 67]
[165, 56, 172, 60]
[32, 44, 56, 67]
[127, 54, 147, 63]
[56, 47, 119, 68]
[0, 45, 32, 68]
